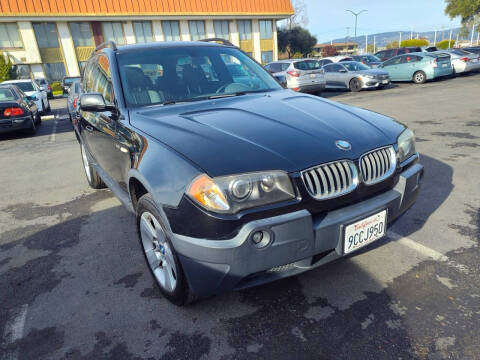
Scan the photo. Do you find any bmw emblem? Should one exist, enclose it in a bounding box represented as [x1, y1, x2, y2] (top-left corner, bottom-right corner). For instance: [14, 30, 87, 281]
[335, 140, 351, 150]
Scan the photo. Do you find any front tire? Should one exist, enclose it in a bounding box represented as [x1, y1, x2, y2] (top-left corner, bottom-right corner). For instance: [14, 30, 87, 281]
[413, 71, 426, 84]
[137, 193, 194, 306]
[349, 78, 362, 92]
[80, 143, 106, 189]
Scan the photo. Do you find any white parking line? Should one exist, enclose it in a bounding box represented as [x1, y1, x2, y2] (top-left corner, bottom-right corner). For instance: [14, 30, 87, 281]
[49, 115, 58, 142]
[1, 304, 28, 360]
[389, 231, 470, 274]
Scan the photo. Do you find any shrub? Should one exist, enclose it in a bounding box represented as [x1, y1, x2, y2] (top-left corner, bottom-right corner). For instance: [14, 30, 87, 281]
[400, 39, 429, 47]
[51, 81, 62, 94]
[386, 40, 400, 49]
[0, 53, 13, 82]
[436, 40, 455, 49]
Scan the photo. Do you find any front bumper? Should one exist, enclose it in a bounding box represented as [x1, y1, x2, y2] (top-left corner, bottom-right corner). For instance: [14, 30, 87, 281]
[362, 78, 390, 88]
[171, 162, 424, 297]
[0, 116, 32, 134]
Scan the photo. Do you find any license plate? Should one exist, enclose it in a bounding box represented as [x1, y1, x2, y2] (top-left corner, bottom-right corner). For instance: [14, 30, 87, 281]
[310, 74, 316, 78]
[382, 80, 389, 84]
[344, 210, 387, 254]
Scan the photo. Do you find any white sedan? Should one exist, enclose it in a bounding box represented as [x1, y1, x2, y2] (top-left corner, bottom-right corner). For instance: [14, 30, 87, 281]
[1, 79, 50, 113]
[437, 49, 480, 75]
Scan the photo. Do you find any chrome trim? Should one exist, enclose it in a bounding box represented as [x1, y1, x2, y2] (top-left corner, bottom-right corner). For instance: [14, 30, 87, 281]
[301, 160, 359, 200]
[359, 146, 397, 185]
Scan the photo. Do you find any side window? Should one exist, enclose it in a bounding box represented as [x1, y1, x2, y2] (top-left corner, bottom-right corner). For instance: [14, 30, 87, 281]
[331, 64, 345, 72]
[397, 48, 406, 55]
[281, 63, 290, 71]
[323, 64, 334, 73]
[269, 63, 282, 73]
[95, 55, 113, 104]
[405, 55, 421, 63]
[83, 58, 96, 92]
[383, 56, 403, 66]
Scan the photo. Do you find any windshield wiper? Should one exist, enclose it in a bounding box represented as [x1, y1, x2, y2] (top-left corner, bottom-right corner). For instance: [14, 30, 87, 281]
[205, 92, 247, 99]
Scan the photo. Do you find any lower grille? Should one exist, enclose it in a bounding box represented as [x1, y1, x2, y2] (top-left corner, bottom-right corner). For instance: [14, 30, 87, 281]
[301, 160, 358, 200]
[360, 146, 396, 185]
[267, 263, 296, 273]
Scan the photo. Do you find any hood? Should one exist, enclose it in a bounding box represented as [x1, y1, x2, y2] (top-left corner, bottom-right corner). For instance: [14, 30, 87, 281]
[130, 90, 405, 177]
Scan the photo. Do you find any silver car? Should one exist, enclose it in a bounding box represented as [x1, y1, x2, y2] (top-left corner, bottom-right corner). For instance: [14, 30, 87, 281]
[67, 80, 81, 121]
[323, 61, 390, 92]
[264, 59, 326, 94]
[434, 49, 480, 75]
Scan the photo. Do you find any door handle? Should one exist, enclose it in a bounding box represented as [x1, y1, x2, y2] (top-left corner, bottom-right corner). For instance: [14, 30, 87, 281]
[85, 125, 94, 133]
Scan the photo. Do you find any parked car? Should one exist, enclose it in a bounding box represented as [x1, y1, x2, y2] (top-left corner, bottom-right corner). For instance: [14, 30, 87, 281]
[351, 54, 382, 68]
[321, 55, 354, 63]
[264, 59, 326, 93]
[421, 46, 438, 52]
[463, 46, 480, 55]
[36, 78, 53, 99]
[77, 40, 423, 305]
[435, 49, 480, 75]
[323, 61, 390, 91]
[62, 76, 81, 94]
[67, 79, 82, 122]
[375, 47, 423, 62]
[379, 52, 452, 83]
[1, 79, 50, 113]
[0, 84, 41, 135]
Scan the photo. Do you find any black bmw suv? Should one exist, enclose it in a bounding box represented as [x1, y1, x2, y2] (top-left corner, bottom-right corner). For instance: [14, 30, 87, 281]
[76, 40, 423, 305]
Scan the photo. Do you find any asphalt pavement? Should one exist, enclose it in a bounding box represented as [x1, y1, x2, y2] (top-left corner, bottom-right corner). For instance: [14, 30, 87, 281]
[0, 74, 479, 360]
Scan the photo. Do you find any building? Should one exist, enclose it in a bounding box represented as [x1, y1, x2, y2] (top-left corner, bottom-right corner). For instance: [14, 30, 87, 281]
[313, 42, 358, 57]
[0, 0, 293, 81]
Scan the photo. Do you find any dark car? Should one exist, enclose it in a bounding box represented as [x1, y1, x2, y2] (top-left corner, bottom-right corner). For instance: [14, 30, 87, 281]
[375, 47, 423, 62]
[463, 46, 480, 55]
[0, 85, 41, 135]
[352, 54, 382, 68]
[36, 78, 53, 99]
[77, 40, 423, 305]
[62, 76, 81, 94]
[67, 80, 81, 122]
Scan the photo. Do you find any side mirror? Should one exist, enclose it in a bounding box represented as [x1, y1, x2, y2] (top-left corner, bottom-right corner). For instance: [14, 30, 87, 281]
[26, 95, 38, 101]
[80, 93, 114, 112]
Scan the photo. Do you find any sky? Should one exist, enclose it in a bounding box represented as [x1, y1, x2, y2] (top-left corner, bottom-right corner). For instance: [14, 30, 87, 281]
[299, 0, 462, 42]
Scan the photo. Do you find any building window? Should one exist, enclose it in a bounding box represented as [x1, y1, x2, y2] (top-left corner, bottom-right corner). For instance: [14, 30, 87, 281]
[102, 22, 125, 45]
[133, 21, 153, 43]
[261, 51, 273, 64]
[238, 20, 252, 41]
[13, 64, 31, 79]
[44, 62, 66, 81]
[162, 21, 180, 42]
[189, 20, 205, 41]
[259, 20, 273, 39]
[0, 23, 23, 48]
[69, 22, 93, 47]
[33, 23, 59, 48]
[214, 20, 229, 40]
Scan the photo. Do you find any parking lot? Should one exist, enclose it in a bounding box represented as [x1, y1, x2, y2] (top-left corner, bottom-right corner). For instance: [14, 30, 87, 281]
[1, 73, 479, 359]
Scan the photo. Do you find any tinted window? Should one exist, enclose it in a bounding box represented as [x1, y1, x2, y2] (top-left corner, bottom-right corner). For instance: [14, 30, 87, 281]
[0, 88, 16, 101]
[323, 64, 335, 73]
[304, 60, 321, 70]
[267, 63, 282, 73]
[377, 50, 394, 61]
[281, 63, 290, 71]
[319, 59, 333, 66]
[383, 56, 403, 66]
[117, 46, 281, 107]
[92, 55, 113, 104]
[37, 79, 47, 85]
[397, 48, 406, 55]
[404, 55, 422, 63]
[13, 82, 34, 92]
[293, 61, 309, 70]
[331, 64, 345, 72]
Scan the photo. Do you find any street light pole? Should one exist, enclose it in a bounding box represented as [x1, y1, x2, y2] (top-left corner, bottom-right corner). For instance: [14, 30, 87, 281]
[345, 9, 367, 43]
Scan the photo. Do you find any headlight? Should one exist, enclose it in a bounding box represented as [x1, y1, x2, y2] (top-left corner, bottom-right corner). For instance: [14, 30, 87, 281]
[187, 171, 296, 214]
[363, 75, 375, 79]
[397, 128, 416, 163]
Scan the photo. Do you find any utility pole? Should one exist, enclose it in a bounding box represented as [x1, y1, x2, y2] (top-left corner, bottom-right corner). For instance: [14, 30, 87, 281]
[410, 26, 413, 40]
[345, 9, 367, 43]
[456, 33, 459, 47]
[399, 32, 402, 45]
[434, 30, 437, 45]
[477, 30, 479, 45]
[365, 33, 368, 54]
[448, 29, 452, 48]
[373, 36, 376, 53]
[471, 22, 476, 46]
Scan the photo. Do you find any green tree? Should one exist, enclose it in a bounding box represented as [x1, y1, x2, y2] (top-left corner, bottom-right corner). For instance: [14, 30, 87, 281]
[445, 0, 480, 25]
[0, 53, 13, 82]
[278, 26, 317, 58]
[436, 39, 456, 49]
[400, 39, 429, 47]
[385, 40, 400, 49]
[366, 44, 376, 53]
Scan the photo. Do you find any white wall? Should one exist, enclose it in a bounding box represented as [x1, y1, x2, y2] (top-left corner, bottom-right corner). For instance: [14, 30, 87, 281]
[180, 20, 190, 41]
[205, 20, 215, 38]
[273, 22, 278, 61]
[124, 21, 136, 44]
[6, 21, 42, 65]
[252, 19, 261, 62]
[229, 20, 239, 47]
[152, 20, 164, 41]
[57, 22, 79, 76]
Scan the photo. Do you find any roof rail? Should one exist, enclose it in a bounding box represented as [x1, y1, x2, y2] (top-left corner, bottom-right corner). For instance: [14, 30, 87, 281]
[92, 41, 118, 55]
[199, 38, 236, 47]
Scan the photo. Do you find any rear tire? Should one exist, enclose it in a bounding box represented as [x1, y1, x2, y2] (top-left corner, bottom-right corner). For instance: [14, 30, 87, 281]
[80, 143, 106, 189]
[46, 99, 51, 112]
[137, 193, 196, 306]
[349, 78, 362, 92]
[27, 116, 37, 135]
[450, 68, 456, 78]
[35, 112, 41, 125]
[413, 71, 426, 84]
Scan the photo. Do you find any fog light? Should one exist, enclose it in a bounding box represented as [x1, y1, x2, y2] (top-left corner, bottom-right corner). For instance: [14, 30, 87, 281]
[250, 230, 272, 248]
[252, 231, 263, 244]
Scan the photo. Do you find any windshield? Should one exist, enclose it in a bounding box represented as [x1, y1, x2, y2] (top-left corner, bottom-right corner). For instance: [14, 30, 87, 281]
[117, 46, 282, 107]
[451, 49, 471, 56]
[37, 79, 46, 85]
[13, 82, 34, 92]
[343, 62, 371, 71]
[0, 88, 16, 101]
